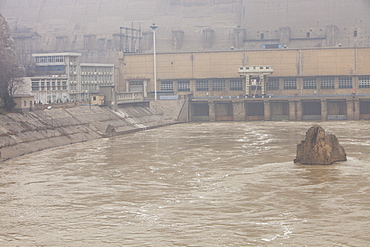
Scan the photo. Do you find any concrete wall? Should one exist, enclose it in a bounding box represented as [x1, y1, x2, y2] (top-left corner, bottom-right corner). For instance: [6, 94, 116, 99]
[241, 0, 370, 48]
[0, 102, 184, 162]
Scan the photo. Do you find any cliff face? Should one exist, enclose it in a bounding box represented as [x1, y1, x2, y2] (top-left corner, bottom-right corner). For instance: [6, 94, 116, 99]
[0, 104, 181, 163]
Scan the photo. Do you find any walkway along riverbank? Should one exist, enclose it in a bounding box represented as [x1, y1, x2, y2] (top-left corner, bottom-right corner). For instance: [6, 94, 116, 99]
[0, 100, 186, 163]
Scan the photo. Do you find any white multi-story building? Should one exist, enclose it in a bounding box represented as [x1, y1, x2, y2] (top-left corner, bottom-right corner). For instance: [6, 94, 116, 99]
[79, 63, 115, 101]
[30, 53, 115, 103]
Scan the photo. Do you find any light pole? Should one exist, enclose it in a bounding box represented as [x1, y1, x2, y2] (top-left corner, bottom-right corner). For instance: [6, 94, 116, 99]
[150, 23, 158, 100]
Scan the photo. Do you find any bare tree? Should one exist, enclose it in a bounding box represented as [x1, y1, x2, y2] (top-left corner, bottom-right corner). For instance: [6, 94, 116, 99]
[0, 14, 24, 112]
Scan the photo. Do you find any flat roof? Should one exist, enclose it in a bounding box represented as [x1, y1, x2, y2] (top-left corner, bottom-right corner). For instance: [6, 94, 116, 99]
[32, 52, 82, 57]
[80, 63, 115, 67]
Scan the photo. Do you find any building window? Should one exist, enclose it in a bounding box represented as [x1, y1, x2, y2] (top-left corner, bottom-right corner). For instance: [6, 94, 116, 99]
[35, 56, 65, 63]
[321, 77, 334, 89]
[196, 80, 209, 91]
[266, 78, 279, 90]
[283, 78, 297, 90]
[160, 81, 174, 91]
[230, 79, 243, 91]
[31, 81, 39, 91]
[178, 80, 190, 92]
[359, 76, 370, 88]
[339, 77, 352, 89]
[303, 78, 317, 89]
[129, 81, 143, 92]
[212, 79, 226, 91]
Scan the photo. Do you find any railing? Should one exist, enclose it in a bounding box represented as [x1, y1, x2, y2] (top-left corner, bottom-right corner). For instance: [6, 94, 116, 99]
[116, 92, 145, 103]
[191, 94, 370, 100]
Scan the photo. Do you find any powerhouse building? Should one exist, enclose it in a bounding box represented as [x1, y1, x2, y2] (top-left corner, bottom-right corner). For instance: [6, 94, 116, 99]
[121, 46, 370, 121]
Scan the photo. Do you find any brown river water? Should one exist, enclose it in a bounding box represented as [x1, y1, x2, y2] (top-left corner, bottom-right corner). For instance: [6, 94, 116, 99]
[1, 121, 370, 246]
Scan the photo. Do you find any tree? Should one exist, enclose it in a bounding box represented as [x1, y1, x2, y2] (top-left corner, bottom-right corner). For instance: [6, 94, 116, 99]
[0, 14, 24, 112]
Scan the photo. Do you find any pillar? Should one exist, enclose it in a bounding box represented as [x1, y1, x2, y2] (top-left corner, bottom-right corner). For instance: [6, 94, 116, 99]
[172, 30, 184, 50]
[233, 28, 246, 49]
[321, 99, 327, 121]
[245, 76, 250, 96]
[208, 101, 216, 122]
[346, 97, 360, 120]
[279, 26, 291, 48]
[232, 101, 246, 121]
[289, 100, 302, 121]
[260, 75, 265, 95]
[264, 100, 271, 121]
[325, 25, 339, 47]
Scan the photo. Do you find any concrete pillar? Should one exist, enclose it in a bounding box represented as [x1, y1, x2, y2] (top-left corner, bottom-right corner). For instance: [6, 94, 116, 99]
[208, 101, 216, 121]
[289, 100, 302, 121]
[279, 26, 291, 48]
[264, 100, 271, 121]
[321, 99, 327, 121]
[233, 28, 246, 49]
[346, 98, 360, 120]
[245, 76, 250, 96]
[142, 31, 153, 51]
[232, 101, 246, 121]
[325, 25, 339, 47]
[84, 34, 97, 50]
[260, 75, 265, 95]
[172, 30, 184, 50]
[202, 28, 215, 49]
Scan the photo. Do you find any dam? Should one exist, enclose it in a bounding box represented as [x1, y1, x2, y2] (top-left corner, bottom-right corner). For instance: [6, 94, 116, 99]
[189, 95, 370, 121]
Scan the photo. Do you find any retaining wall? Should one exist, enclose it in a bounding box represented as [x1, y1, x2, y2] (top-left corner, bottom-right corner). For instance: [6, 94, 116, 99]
[0, 102, 182, 163]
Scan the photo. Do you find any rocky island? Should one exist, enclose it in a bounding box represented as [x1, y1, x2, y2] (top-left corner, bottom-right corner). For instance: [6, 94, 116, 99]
[294, 125, 347, 165]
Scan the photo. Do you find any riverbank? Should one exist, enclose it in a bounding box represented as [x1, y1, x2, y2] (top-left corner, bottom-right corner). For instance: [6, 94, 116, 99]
[0, 100, 185, 163]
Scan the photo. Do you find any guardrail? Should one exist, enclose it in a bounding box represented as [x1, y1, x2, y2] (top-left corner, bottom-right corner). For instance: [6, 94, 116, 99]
[191, 94, 370, 100]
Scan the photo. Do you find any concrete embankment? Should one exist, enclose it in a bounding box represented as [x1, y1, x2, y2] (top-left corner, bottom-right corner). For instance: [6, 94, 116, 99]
[0, 100, 185, 162]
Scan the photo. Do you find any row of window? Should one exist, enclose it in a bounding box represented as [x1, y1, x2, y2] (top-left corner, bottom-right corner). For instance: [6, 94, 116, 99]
[157, 76, 370, 92]
[31, 79, 67, 91]
[81, 75, 113, 82]
[267, 77, 369, 90]
[35, 65, 66, 72]
[81, 84, 99, 91]
[35, 56, 65, 64]
[160, 79, 243, 92]
[81, 66, 113, 73]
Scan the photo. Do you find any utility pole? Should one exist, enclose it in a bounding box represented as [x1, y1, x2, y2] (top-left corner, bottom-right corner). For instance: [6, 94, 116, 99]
[150, 23, 159, 100]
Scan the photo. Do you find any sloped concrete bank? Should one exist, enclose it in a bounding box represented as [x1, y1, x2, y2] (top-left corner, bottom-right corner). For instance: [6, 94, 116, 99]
[0, 101, 184, 163]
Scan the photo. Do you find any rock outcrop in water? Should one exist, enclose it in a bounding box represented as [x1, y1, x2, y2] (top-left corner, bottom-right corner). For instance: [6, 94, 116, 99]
[294, 125, 347, 165]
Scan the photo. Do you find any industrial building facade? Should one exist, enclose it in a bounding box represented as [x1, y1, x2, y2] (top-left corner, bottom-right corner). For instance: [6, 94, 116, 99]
[121, 47, 370, 121]
[30, 53, 115, 103]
